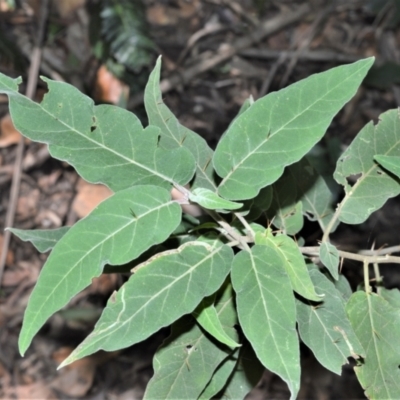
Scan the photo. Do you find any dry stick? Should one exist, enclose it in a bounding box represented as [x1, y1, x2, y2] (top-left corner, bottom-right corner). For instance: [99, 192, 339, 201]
[239, 48, 361, 63]
[129, 3, 311, 108]
[0, 0, 49, 286]
[279, 5, 332, 88]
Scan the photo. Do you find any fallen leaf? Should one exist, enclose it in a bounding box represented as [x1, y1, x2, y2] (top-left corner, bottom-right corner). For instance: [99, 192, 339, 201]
[72, 179, 113, 218]
[0, 114, 22, 147]
[52, 0, 86, 18]
[0, 234, 14, 266]
[51, 347, 96, 397]
[94, 65, 129, 105]
[16, 189, 40, 220]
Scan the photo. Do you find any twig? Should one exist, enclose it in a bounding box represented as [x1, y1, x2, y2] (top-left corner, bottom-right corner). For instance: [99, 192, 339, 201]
[129, 3, 311, 108]
[280, 5, 332, 87]
[0, 0, 49, 286]
[239, 48, 360, 63]
[300, 246, 400, 264]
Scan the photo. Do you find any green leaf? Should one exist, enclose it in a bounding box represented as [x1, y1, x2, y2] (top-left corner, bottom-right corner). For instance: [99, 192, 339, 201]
[319, 242, 340, 280]
[237, 186, 272, 221]
[193, 294, 241, 348]
[334, 109, 400, 224]
[100, 0, 155, 72]
[231, 245, 300, 399]
[380, 287, 400, 308]
[347, 291, 400, 399]
[267, 173, 304, 235]
[19, 185, 181, 356]
[7, 227, 70, 253]
[288, 157, 337, 233]
[144, 57, 216, 191]
[332, 273, 353, 302]
[60, 241, 233, 367]
[296, 266, 364, 375]
[0, 73, 195, 192]
[199, 349, 240, 399]
[189, 187, 243, 211]
[375, 155, 400, 179]
[144, 281, 239, 399]
[213, 58, 374, 200]
[255, 232, 322, 301]
[216, 341, 264, 399]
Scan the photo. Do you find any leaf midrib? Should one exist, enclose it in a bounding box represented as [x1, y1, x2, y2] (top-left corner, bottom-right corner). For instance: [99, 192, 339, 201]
[149, 78, 217, 190]
[22, 200, 176, 347]
[250, 250, 295, 385]
[220, 66, 366, 187]
[16, 92, 178, 186]
[73, 244, 224, 355]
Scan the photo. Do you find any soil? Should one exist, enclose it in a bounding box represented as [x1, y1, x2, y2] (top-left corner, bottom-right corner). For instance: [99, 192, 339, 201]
[1, 0, 400, 398]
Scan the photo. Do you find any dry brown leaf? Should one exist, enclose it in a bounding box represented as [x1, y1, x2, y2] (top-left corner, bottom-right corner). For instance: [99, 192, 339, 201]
[0, 114, 22, 148]
[16, 189, 40, 220]
[94, 65, 129, 105]
[0, 234, 14, 266]
[72, 179, 113, 218]
[2, 266, 30, 287]
[52, 0, 86, 18]
[147, 4, 179, 26]
[51, 347, 96, 397]
[4, 382, 58, 400]
[90, 273, 118, 295]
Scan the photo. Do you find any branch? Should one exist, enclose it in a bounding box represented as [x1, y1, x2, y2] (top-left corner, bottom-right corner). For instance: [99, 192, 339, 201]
[300, 246, 400, 264]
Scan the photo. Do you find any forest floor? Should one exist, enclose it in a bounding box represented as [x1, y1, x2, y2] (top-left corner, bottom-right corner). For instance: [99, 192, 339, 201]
[1, 0, 400, 398]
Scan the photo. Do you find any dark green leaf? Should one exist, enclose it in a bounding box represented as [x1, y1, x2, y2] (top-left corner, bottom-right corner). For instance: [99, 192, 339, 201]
[7, 227, 70, 253]
[19, 185, 181, 356]
[319, 242, 340, 280]
[0, 73, 195, 192]
[231, 245, 300, 399]
[296, 266, 364, 375]
[213, 58, 374, 200]
[143, 281, 239, 399]
[334, 109, 400, 224]
[144, 57, 216, 191]
[347, 291, 400, 399]
[60, 242, 233, 366]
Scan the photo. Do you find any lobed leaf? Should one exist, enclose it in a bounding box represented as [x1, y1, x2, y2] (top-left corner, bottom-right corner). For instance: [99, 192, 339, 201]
[296, 266, 364, 375]
[231, 245, 300, 399]
[213, 58, 374, 200]
[19, 185, 181, 356]
[334, 109, 400, 224]
[144, 280, 238, 399]
[144, 57, 216, 190]
[7, 227, 70, 253]
[60, 241, 233, 367]
[319, 242, 340, 280]
[0, 73, 195, 192]
[347, 291, 400, 399]
[255, 231, 322, 301]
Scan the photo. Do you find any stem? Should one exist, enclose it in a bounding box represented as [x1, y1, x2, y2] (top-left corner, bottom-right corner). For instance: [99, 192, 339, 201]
[321, 201, 344, 243]
[373, 262, 382, 295]
[300, 246, 400, 264]
[364, 260, 371, 294]
[234, 212, 255, 240]
[206, 209, 251, 251]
